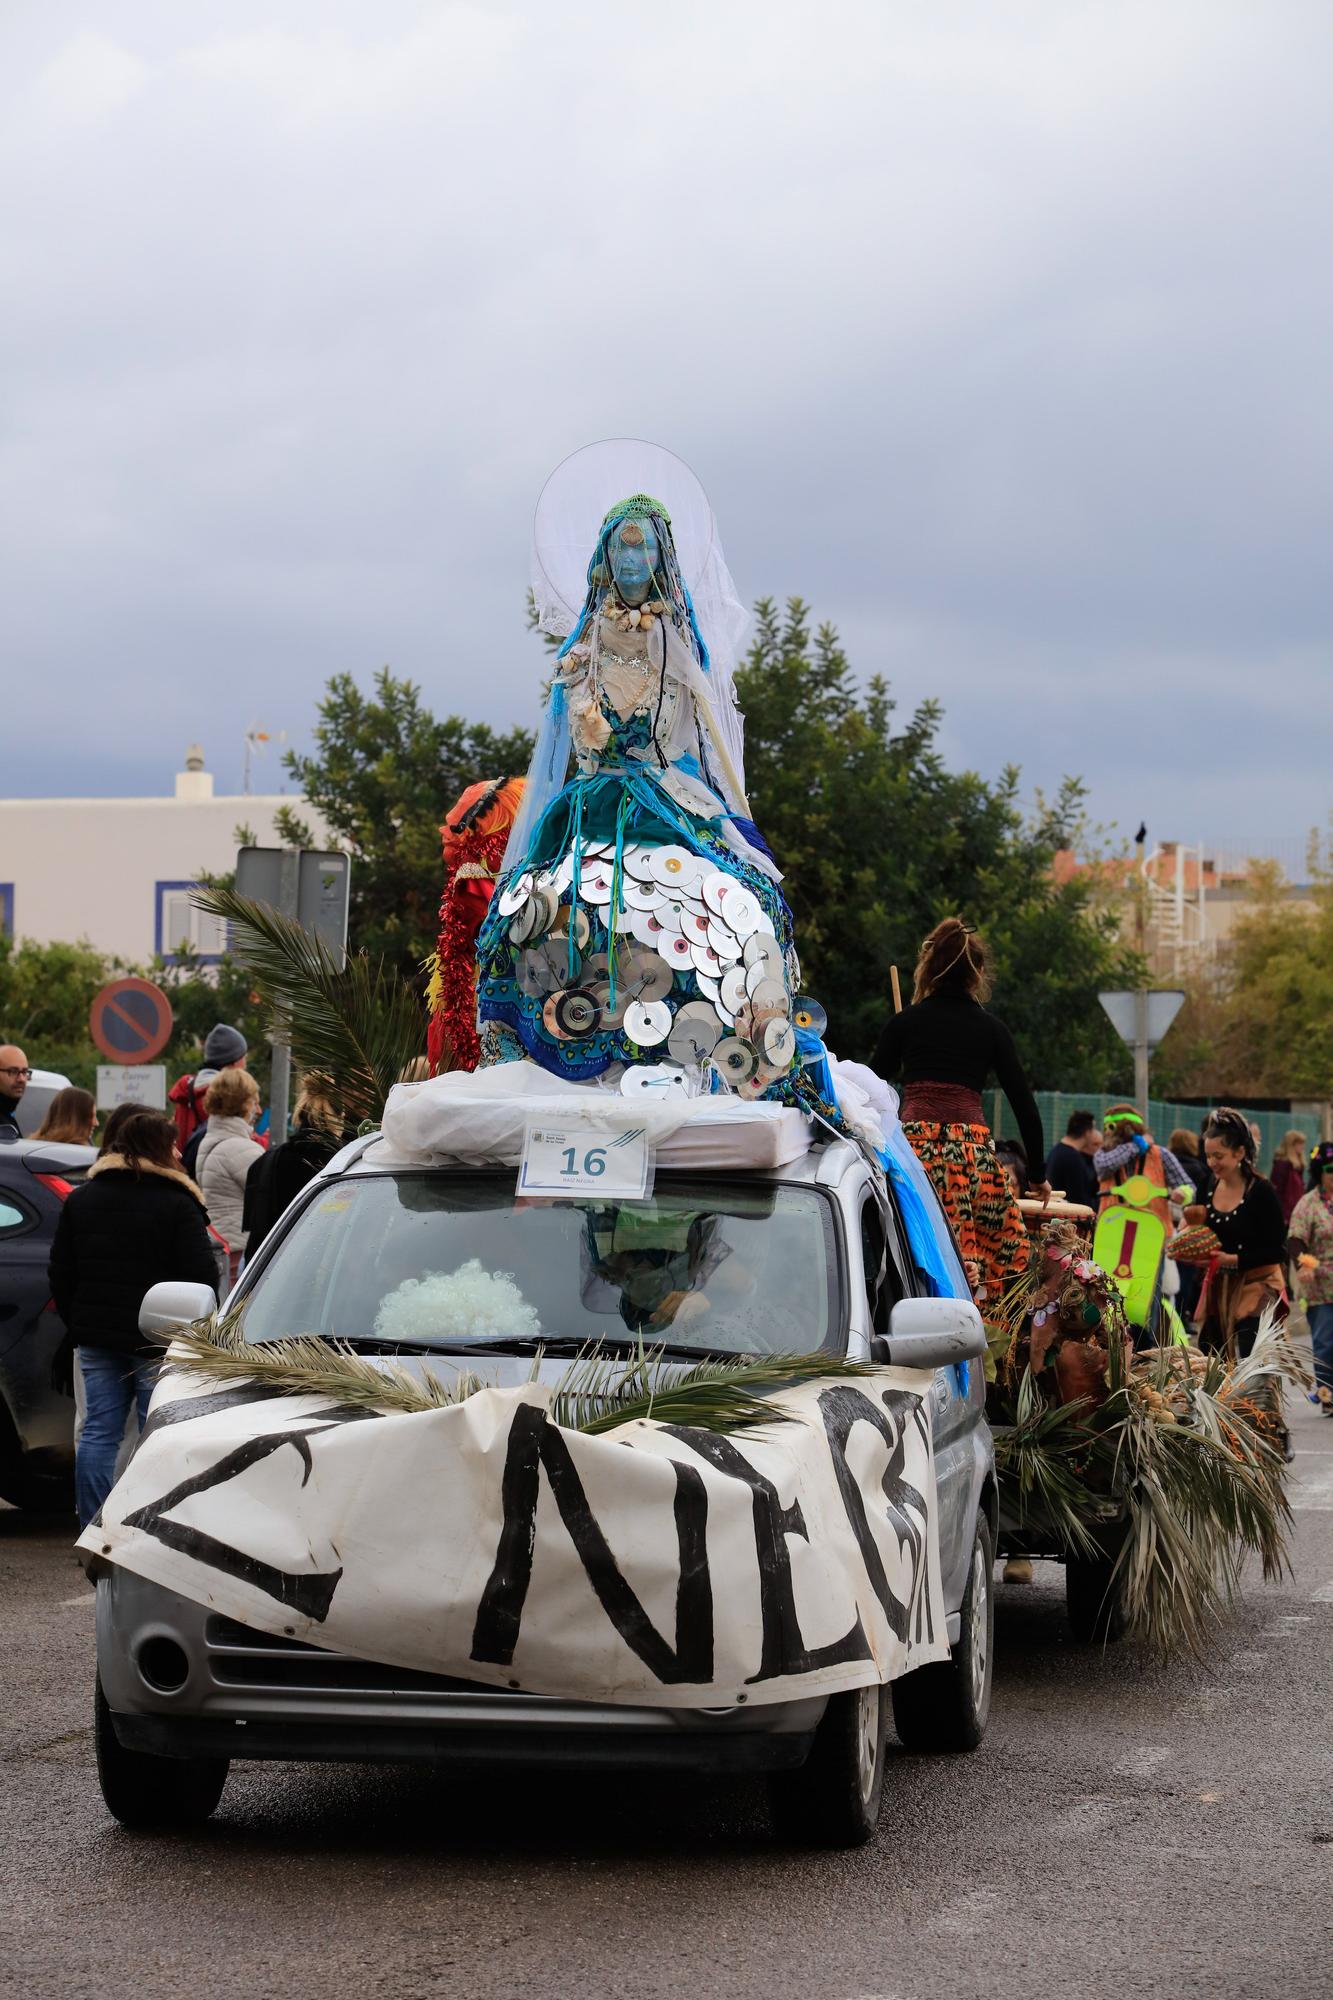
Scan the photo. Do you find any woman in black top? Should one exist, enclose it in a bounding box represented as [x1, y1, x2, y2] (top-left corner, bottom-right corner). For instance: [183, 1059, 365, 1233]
[872, 917, 1047, 1309]
[1194, 1106, 1288, 1361]
[49, 1110, 218, 1526]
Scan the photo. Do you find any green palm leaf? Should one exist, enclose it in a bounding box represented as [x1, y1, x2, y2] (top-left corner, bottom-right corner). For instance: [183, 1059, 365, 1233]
[163, 1316, 880, 1437]
[192, 884, 431, 1124]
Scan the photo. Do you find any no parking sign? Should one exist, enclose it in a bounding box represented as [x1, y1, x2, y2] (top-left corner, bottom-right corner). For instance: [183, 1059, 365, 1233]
[89, 977, 175, 1065]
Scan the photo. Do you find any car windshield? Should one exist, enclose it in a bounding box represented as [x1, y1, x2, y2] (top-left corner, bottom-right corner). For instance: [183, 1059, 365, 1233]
[236, 1172, 843, 1359]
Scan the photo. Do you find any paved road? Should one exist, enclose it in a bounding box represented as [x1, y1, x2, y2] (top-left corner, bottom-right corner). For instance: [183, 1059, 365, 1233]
[3, 1398, 1331, 2000]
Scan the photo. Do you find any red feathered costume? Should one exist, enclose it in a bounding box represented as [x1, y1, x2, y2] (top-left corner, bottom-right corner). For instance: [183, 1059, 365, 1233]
[425, 776, 525, 1073]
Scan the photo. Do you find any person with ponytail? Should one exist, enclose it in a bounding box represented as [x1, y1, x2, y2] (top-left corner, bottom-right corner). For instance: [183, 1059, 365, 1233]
[871, 917, 1046, 1310]
[1195, 1106, 1288, 1362]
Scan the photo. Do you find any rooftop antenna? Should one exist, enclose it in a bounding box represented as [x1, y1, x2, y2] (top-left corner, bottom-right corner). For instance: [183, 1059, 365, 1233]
[243, 724, 287, 795]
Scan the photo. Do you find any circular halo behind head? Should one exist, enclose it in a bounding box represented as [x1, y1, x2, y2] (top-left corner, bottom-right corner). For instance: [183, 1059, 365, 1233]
[532, 440, 750, 686]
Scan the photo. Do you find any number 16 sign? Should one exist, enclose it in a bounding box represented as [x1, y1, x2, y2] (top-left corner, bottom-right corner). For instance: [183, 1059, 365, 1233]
[518, 1120, 652, 1200]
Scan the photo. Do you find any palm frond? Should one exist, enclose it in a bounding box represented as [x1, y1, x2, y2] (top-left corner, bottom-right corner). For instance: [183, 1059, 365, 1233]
[191, 884, 430, 1124]
[167, 1318, 480, 1416]
[163, 1316, 882, 1437]
[991, 1370, 1106, 1558]
[556, 1348, 878, 1436]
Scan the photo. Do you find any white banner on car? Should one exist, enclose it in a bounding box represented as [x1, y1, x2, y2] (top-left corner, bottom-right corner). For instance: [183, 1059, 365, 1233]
[80, 1365, 948, 1708]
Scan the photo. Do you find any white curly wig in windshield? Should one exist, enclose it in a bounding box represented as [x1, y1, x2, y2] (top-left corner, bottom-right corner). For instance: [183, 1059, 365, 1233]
[373, 1260, 541, 1346]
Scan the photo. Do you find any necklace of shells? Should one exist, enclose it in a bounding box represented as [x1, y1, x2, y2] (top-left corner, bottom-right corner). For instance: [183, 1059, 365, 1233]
[601, 591, 669, 635]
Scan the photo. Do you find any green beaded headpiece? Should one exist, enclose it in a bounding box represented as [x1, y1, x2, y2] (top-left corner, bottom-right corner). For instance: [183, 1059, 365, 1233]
[602, 493, 671, 527]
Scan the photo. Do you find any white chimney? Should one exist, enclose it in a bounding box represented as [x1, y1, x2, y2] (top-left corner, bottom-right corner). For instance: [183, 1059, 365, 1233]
[175, 744, 214, 801]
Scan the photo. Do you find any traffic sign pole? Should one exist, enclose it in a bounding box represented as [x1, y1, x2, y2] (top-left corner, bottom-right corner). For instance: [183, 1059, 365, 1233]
[232, 846, 349, 1145]
[1097, 989, 1186, 1112]
[268, 850, 300, 1146]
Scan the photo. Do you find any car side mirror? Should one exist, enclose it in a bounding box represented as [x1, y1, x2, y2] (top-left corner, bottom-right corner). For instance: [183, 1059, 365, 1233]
[139, 1281, 217, 1344]
[868, 1295, 987, 1371]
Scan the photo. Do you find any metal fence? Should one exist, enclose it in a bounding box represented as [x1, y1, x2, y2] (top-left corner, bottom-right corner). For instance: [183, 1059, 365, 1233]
[990, 1091, 1326, 1173]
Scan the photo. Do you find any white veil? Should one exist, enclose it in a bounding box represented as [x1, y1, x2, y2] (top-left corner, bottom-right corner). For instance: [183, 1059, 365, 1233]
[530, 439, 752, 792]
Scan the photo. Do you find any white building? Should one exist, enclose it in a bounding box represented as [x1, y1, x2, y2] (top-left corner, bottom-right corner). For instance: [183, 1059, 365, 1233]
[0, 748, 335, 964]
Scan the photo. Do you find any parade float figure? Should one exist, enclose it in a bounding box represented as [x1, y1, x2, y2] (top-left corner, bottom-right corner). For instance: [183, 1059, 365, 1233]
[476, 442, 800, 1097]
[425, 775, 525, 1073]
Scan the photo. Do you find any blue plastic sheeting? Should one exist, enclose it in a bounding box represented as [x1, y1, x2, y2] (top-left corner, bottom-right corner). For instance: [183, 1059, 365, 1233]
[801, 1031, 973, 1395]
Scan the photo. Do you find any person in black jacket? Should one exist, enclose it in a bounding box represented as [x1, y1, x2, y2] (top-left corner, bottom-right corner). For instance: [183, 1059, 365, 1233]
[1044, 1109, 1101, 1210]
[872, 917, 1047, 1310]
[242, 1071, 346, 1256]
[49, 1110, 218, 1526]
[1195, 1106, 1288, 1362]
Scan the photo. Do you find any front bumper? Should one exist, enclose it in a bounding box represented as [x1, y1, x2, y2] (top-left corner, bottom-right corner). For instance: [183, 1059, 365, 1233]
[97, 1570, 825, 1773]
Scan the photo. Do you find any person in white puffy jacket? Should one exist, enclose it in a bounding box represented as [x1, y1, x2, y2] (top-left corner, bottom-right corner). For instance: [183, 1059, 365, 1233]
[196, 1067, 264, 1288]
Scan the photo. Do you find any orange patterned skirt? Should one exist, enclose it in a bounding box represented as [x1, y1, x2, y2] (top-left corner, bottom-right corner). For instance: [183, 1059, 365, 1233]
[902, 1120, 1030, 1309]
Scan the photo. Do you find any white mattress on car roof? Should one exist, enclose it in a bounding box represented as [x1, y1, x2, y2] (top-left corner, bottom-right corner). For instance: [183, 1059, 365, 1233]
[372, 1060, 813, 1173]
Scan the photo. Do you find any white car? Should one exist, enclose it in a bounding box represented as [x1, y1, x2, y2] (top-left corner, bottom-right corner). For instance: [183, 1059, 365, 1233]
[93, 1128, 995, 1847]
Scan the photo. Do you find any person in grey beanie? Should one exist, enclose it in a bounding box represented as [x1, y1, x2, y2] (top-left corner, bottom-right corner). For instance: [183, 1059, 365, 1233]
[169, 1023, 250, 1180]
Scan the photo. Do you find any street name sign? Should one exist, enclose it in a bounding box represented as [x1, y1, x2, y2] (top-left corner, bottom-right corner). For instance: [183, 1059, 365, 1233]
[96, 1065, 167, 1112]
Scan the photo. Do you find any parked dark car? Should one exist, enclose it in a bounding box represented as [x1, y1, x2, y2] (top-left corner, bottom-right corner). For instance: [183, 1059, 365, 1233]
[0, 1139, 96, 1509]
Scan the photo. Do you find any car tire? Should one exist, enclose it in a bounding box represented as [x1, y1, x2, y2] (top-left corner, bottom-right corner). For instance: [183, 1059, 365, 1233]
[769, 1682, 889, 1848]
[95, 1674, 229, 1830]
[891, 1509, 993, 1753]
[1065, 1552, 1128, 1645]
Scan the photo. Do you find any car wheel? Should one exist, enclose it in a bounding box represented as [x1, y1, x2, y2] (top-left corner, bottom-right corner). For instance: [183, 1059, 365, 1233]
[95, 1674, 229, 1830]
[891, 1509, 993, 1753]
[1065, 1551, 1128, 1644]
[769, 1682, 889, 1848]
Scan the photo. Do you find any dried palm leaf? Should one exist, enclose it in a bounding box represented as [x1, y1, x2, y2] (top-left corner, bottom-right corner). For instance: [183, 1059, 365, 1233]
[191, 884, 431, 1124]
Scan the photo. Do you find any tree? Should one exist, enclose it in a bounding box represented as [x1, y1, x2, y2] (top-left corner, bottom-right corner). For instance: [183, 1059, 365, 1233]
[1155, 858, 1333, 1097]
[735, 599, 1140, 1086]
[284, 669, 534, 978]
[0, 934, 271, 1096]
[0, 935, 112, 1090]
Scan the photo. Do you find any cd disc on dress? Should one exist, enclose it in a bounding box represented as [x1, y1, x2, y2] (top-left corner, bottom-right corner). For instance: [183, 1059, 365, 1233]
[689, 940, 725, 978]
[792, 995, 828, 1037]
[718, 884, 762, 940]
[528, 940, 580, 994]
[621, 1062, 691, 1098]
[542, 993, 573, 1040]
[498, 872, 535, 919]
[620, 845, 656, 884]
[623, 877, 660, 911]
[649, 845, 704, 891]
[661, 932, 695, 968]
[712, 1037, 757, 1084]
[701, 874, 735, 920]
[555, 989, 601, 1038]
[706, 922, 742, 962]
[761, 1018, 796, 1069]
[679, 907, 712, 942]
[588, 981, 628, 1029]
[548, 905, 590, 952]
[621, 950, 673, 1003]
[748, 976, 788, 1014]
[629, 908, 672, 950]
[743, 933, 784, 974]
[581, 868, 614, 906]
[719, 966, 749, 1016]
[695, 970, 722, 1005]
[508, 898, 542, 946]
[624, 998, 672, 1047]
[668, 1002, 723, 1064]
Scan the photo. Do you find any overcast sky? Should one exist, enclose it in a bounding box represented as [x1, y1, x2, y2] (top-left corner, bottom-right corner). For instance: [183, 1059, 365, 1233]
[2, 1, 1330, 859]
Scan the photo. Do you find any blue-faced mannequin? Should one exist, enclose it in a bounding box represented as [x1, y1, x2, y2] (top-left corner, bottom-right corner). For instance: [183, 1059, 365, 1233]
[606, 516, 660, 607]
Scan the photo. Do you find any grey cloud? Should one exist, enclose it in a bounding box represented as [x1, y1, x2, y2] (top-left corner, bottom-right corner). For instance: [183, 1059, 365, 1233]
[1, 0, 1329, 855]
